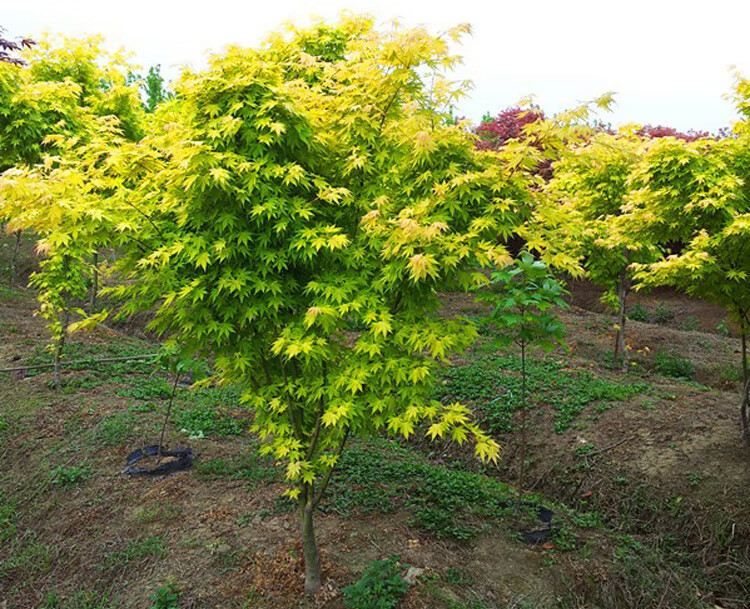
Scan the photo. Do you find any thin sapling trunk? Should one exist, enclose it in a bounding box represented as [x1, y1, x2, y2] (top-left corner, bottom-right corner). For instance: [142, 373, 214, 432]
[300, 483, 322, 595]
[157, 371, 181, 462]
[9, 230, 21, 286]
[518, 338, 527, 502]
[613, 269, 629, 372]
[88, 251, 99, 312]
[741, 319, 748, 384]
[742, 377, 750, 446]
[53, 308, 70, 390]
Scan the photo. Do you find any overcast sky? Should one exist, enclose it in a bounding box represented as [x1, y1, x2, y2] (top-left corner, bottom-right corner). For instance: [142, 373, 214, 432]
[5, 0, 749, 132]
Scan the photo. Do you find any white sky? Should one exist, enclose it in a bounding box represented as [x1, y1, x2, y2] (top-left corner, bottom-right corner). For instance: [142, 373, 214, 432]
[5, 0, 749, 132]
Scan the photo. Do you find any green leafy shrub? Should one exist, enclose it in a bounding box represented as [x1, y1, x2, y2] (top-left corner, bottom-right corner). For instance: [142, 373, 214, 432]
[149, 583, 180, 609]
[653, 351, 695, 379]
[716, 321, 731, 336]
[653, 302, 674, 325]
[719, 364, 742, 384]
[627, 303, 650, 322]
[678, 316, 699, 331]
[50, 465, 89, 486]
[342, 556, 408, 609]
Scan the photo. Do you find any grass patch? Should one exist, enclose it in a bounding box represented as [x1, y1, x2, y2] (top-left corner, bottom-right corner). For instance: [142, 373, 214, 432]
[195, 451, 277, 487]
[23, 341, 158, 379]
[0, 284, 24, 301]
[437, 355, 648, 433]
[132, 503, 182, 524]
[0, 491, 17, 542]
[93, 412, 140, 446]
[0, 536, 53, 578]
[653, 351, 695, 379]
[173, 402, 245, 438]
[40, 590, 117, 609]
[103, 535, 166, 570]
[326, 441, 526, 540]
[653, 302, 675, 325]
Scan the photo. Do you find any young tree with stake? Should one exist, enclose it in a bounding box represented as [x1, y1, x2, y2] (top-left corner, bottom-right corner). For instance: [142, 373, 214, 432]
[478, 252, 567, 495]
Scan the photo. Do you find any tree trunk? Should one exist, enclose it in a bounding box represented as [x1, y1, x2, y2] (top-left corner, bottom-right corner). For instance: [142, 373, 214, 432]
[88, 251, 99, 312]
[300, 485, 322, 595]
[518, 340, 527, 500]
[54, 306, 71, 390]
[741, 323, 747, 384]
[741, 377, 750, 447]
[613, 272, 629, 372]
[9, 230, 21, 286]
[157, 372, 181, 461]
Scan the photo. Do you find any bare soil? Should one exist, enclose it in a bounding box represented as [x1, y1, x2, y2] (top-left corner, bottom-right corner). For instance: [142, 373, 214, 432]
[1, 280, 748, 609]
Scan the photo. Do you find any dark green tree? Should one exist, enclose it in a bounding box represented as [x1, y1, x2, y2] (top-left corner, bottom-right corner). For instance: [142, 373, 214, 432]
[479, 252, 568, 495]
[141, 64, 172, 112]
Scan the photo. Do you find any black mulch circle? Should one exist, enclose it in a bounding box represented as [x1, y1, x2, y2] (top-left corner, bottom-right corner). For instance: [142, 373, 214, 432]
[498, 500, 557, 545]
[122, 445, 193, 476]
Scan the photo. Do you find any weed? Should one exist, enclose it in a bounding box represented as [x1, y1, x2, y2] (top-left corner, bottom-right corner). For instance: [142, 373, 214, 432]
[342, 556, 408, 609]
[132, 504, 181, 523]
[719, 364, 742, 384]
[0, 536, 53, 577]
[174, 404, 244, 438]
[50, 465, 90, 486]
[627, 303, 650, 322]
[687, 472, 702, 487]
[60, 373, 104, 392]
[118, 377, 173, 400]
[653, 302, 674, 325]
[0, 285, 24, 301]
[653, 351, 695, 379]
[716, 321, 731, 336]
[613, 534, 643, 561]
[129, 401, 159, 414]
[149, 583, 180, 609]
[103, 535, 166, 570]
[40, 590, 117, 609]
[570, 511, 603, 528]
[235, 512, 254, 526]
[442, 566, 474, 586]
[551, 524, 578, 551]
[414, 507, 479, 540]
[679, 316, 699, 331]
[0, 492, 17, 541]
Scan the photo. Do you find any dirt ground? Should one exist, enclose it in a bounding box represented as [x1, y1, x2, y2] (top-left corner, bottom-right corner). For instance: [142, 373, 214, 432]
[1, 280, 749, 609]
